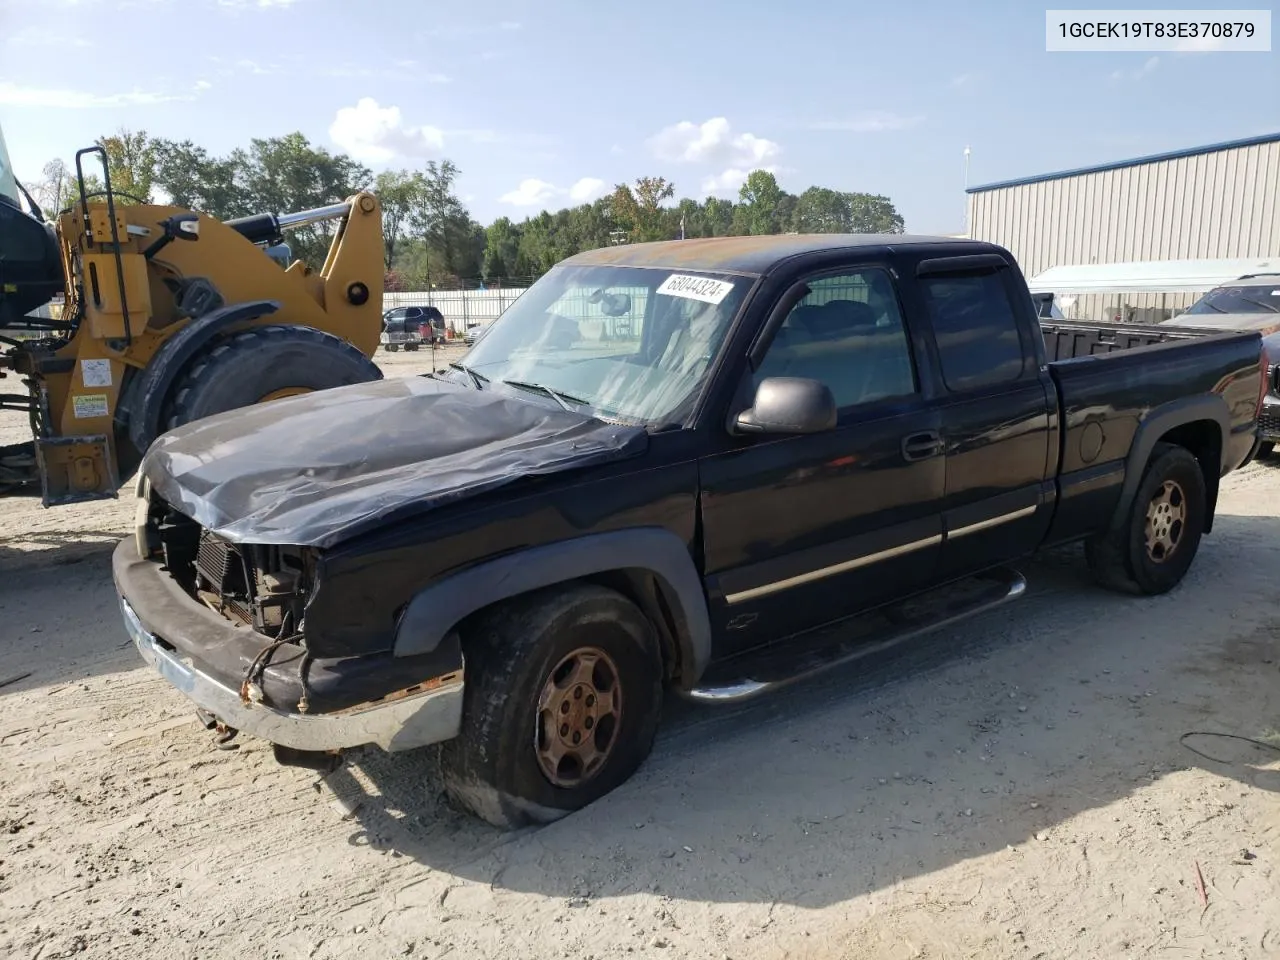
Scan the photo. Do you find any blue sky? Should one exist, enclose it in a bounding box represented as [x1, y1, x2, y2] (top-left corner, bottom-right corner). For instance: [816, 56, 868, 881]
[0, 0, 1276, 233]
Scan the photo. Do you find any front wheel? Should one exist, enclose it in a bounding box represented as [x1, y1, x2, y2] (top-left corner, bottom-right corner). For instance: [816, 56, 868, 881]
[438, 584, 664, 829]
[1085, 442, 1207, 595]
[1257, 441, 1275, 459]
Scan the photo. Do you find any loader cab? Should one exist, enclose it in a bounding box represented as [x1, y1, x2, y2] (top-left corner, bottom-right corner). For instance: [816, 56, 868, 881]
[0, 121, 65, 328]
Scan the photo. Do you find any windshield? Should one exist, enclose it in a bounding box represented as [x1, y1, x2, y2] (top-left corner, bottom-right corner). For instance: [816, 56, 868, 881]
[0, 122, 18, 207]
[1184, 282, 1280, 316]
[454, 263, 752, 426]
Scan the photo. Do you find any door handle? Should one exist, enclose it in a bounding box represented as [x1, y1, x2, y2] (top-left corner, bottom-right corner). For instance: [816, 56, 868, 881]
[901, 431, 944, 462]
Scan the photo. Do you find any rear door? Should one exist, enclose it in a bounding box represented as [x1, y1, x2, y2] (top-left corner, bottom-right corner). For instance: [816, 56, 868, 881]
[698, 261, 948, 654]
[906, 255, 1055, 580]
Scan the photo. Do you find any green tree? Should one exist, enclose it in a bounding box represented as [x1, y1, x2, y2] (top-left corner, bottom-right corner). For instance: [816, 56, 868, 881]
[846, 192, 905, 233]
[238, 132, 372, 265]
[374, 169, 426, 270]
[151, 139, 247, 219]
[736, 170, 783, 235]
[95, 128, 157, 204]
[411, 159, 477, 285]
[483, 216, 522, 280]
[703, 196, 736, 236]
[632, 176, 675, 242]
[793, 186, 851, 233]
[35, 159, 78, 214]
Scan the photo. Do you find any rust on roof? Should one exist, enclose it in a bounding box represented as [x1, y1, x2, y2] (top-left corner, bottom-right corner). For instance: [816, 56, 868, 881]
[563, 233, 969, 275]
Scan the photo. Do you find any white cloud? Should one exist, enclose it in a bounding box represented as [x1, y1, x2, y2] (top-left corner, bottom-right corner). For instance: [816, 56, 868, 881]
[0, 81, 191, 108]
[807, 112, 924, 132]
[569, 177, 606, 203]
[648, 117, 781, 169]
[500, 178, 558, 207]
[500, 176, 608, 207]
[329, 98, 444, 163]
[194, 79, 213, 91]
[701, 166, 782, 195]
[1109, 56, 1159, 81]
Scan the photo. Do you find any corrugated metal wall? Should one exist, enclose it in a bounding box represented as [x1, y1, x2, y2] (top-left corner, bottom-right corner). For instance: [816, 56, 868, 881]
[968, 139, 1280, 321]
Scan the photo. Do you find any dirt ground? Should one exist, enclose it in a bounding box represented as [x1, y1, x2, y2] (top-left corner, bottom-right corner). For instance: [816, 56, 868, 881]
[2, 346, 1278, 960]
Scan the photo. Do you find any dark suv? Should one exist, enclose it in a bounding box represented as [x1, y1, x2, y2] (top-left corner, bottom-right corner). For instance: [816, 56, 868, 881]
[380, 306, 447, 351]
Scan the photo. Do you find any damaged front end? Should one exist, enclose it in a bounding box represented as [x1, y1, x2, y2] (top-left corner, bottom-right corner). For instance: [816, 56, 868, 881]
[115, 475, 465, 768]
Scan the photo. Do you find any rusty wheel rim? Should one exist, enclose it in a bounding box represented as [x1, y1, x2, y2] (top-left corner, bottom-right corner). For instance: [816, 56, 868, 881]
[1144, 479, 1186, 563]
[535, 646, 623, 788]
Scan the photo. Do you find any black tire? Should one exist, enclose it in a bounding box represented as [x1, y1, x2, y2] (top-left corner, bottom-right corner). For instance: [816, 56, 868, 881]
[165, 324, 382, 431]
[1085, 442, 1207, 596]
[405, 342, 419, 351]
[439, 583, 664, 830]
[1258, 441, 1275, 459]
[385, 343, 400, 353]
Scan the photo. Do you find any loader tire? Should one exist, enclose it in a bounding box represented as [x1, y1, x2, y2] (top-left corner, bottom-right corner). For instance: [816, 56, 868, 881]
[164, 324, 381, 432]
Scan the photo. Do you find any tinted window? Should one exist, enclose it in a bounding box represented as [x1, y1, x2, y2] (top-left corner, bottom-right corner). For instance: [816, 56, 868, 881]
[920, 271, 1026, 391]
[753, 270, 916, 409]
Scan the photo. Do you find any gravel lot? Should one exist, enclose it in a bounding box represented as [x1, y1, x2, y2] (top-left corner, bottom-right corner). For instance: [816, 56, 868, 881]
[2, 345, 1278, 959]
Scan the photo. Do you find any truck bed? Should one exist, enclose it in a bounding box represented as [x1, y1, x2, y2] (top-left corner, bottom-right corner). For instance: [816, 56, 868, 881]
[1041, 318, 1264, 544]
[1039, 317, 1229, 362]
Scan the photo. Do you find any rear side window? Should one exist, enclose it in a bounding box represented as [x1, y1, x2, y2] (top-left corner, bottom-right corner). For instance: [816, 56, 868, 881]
[920, 271, 1026, 391]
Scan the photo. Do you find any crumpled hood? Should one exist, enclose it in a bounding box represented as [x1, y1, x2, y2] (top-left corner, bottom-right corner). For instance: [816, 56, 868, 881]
[142, 375, 648, 549]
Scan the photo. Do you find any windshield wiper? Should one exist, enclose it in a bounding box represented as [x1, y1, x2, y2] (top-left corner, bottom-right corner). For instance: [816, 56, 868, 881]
[500, 379, 589, 411]
[1237, 296, 1280, 314]
[449, 361, 488, 389]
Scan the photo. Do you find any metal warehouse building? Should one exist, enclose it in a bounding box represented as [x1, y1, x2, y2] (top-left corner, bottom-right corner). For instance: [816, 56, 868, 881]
[965, 132, 1280, 322]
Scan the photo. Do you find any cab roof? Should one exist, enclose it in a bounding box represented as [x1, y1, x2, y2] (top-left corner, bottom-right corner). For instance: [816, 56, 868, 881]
[562, 233, 976, 276]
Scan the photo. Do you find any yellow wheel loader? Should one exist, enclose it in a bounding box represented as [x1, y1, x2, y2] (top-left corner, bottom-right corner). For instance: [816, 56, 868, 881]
[0, 125, 385, 506]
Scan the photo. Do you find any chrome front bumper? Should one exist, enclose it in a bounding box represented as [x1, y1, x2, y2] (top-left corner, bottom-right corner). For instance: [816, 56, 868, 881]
[120, 597, 464, 753]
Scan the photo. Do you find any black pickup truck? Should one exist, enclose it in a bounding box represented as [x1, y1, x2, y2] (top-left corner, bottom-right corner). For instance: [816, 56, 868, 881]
[113, 235, 1268, 828]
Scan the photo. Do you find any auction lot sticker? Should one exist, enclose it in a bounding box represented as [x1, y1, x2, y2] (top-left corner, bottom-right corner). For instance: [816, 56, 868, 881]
[657, 274, 735, 305]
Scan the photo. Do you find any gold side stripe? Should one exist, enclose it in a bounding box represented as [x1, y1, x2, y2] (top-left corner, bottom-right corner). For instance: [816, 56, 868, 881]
[947, 504, 1038, 539]
[724, 505, 1039, 606]
[724, 534, 943, 605]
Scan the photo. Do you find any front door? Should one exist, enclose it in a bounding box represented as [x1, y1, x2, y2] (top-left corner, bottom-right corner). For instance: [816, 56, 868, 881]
[699, 264, 947, 655]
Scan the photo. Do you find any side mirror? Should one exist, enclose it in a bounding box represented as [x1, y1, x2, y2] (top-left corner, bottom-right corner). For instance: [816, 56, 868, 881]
[734, 377, 837, 435]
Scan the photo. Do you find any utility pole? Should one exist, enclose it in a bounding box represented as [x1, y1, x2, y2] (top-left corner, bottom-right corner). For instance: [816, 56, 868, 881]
[679, 213, 686, 240]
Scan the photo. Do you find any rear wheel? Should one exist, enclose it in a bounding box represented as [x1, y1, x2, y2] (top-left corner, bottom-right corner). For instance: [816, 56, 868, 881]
[164, 324, 381, 431]
[1085, 442, 1207, 595]
[1257, 441, 1275, 459]
[385, 343, 400, 353]
[438, 584, 664, 829]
